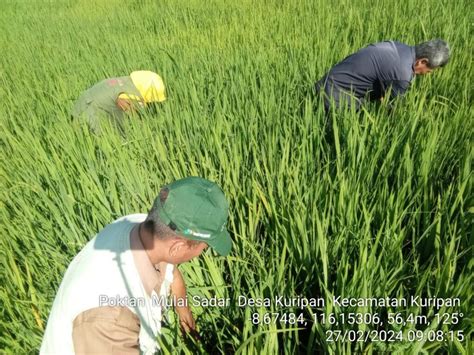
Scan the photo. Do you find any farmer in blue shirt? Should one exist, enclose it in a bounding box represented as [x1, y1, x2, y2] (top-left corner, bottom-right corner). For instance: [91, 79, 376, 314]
[315, 39, 450, 111]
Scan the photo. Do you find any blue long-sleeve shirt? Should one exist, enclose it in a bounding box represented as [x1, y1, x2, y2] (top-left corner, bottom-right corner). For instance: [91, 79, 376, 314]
[315, 41, 416, 110]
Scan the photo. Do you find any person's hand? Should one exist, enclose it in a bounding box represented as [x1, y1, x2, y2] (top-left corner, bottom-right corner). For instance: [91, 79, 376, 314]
[176, 306, 200, 340]
[116, 97, 135, 112]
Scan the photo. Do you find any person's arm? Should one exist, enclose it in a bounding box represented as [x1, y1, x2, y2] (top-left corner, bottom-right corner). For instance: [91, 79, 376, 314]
[116, 97, 134, 112]
[383, 80, 411, 100]
[171, 267, 197, 335]
[116, 93, 145, 112]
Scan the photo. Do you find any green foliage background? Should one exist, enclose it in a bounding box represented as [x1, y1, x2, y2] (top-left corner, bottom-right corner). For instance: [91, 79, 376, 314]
[0, 0, 472, 353]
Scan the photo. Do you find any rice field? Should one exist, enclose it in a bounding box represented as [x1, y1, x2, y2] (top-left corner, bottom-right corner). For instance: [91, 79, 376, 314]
[0, 0, 472, 353]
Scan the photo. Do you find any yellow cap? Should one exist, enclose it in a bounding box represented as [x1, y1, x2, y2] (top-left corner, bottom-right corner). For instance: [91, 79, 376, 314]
[129, 70, 166, 103]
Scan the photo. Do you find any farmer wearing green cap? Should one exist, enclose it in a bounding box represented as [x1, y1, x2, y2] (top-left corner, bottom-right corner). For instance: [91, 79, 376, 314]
[72, 70, 166, 133]
[41, 177, 231, 354]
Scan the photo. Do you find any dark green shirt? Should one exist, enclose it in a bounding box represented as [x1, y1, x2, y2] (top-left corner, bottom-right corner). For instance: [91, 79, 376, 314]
[72, 76, 143, 133]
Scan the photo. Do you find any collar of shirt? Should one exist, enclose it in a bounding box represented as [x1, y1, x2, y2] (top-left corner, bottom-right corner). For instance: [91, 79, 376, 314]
[129, 225, 166, 296]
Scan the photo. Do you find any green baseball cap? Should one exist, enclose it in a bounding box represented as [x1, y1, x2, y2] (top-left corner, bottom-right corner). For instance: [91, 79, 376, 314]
[153, 177, 232, 256]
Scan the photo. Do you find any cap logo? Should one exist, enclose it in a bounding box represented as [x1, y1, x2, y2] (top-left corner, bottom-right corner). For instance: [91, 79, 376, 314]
[183, 229, 211, 239]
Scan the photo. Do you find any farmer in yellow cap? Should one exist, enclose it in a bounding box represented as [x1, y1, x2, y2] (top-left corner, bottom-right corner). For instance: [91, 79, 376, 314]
[72, 70, 166, 133]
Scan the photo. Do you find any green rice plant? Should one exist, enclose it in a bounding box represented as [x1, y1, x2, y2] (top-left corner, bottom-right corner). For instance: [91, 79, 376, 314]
[0, 0, 472, 353]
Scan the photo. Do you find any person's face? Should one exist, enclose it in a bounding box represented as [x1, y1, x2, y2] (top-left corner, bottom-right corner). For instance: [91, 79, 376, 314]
[168, 239, 209, 264]
[414, 58, 434, 75]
